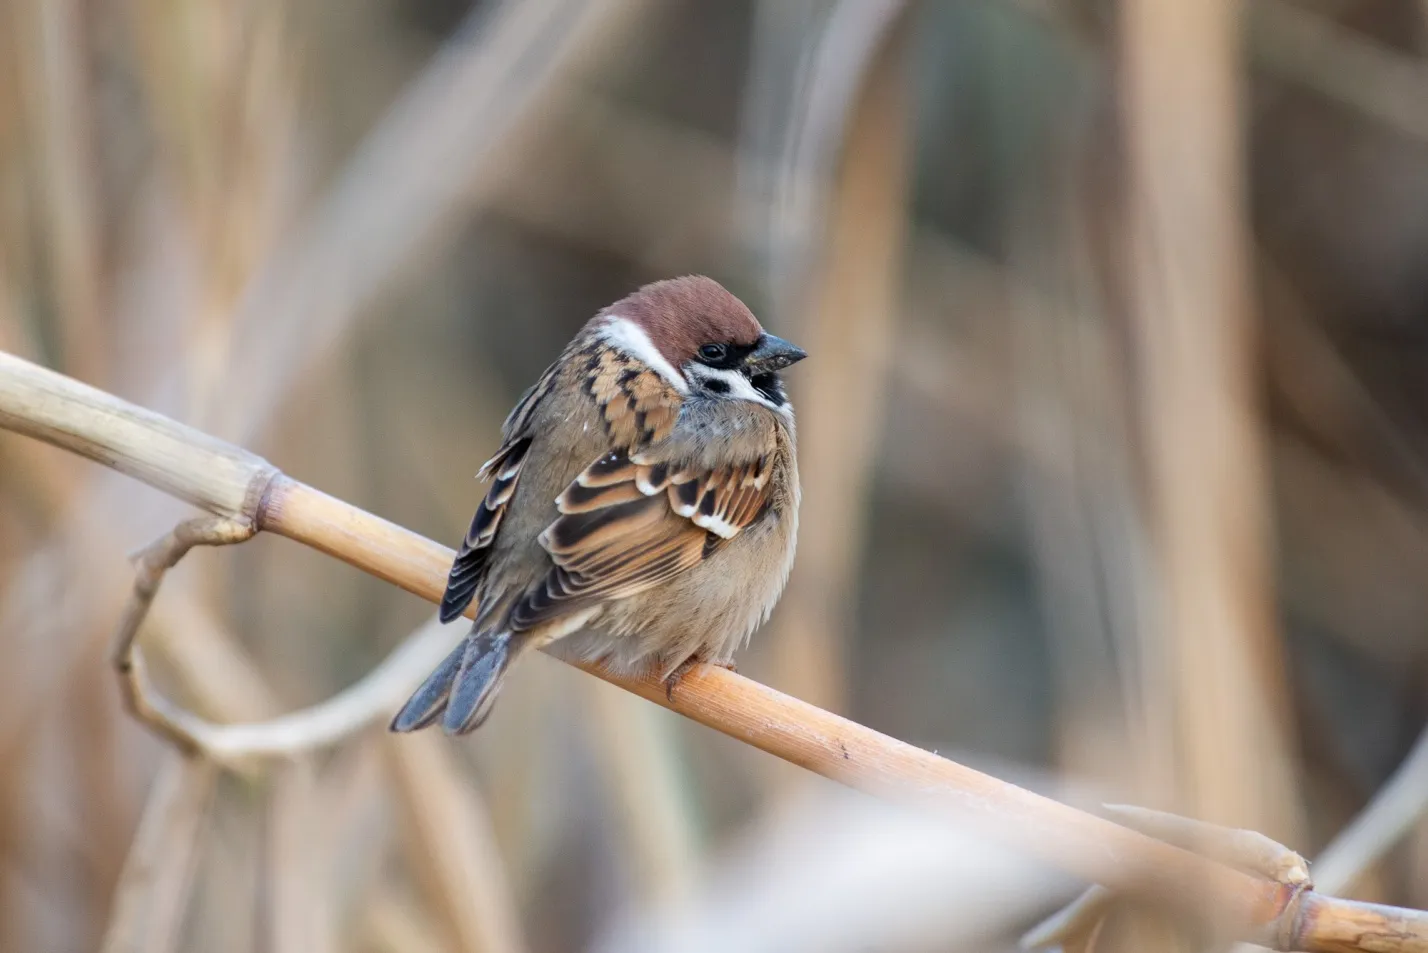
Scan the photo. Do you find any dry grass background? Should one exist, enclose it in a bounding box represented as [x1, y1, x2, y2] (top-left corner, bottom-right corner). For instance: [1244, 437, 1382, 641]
[3, 1, 1428, 951]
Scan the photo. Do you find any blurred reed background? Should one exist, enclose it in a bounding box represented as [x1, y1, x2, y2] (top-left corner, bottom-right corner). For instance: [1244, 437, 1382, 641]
[2, 1, 1428, 951]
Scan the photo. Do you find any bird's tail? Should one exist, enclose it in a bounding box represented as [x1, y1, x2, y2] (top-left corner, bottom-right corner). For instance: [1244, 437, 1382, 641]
[390, 630, 521, 735]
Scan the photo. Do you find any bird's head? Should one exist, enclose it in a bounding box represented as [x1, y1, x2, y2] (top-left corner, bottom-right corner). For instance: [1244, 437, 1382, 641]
[602, 275, 806, 410]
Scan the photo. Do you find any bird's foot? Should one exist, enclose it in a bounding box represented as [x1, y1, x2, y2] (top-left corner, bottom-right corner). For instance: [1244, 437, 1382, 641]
[662, 657, 736, 702]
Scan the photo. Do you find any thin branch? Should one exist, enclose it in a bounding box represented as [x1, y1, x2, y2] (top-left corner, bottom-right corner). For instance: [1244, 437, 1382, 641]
[581, 679, 701, 905]
[1101, 804, 1309, 887]
[116, 544, 461, 765]
[1313, 723, 1428, 895]
[212, 0, 649, 445]
[111, 515, 257, 755]
[267, 759, 336, 953]
[1251, 0, 1428, 143]
[769, 0, 910, 716]
[1121, 0, 1301, 834]
[5, 351, 1428, 953]
[1025, 807, 1311, 951]
[0, 349, 275, 513]
[99, 757, 218, 953]
[757, 0, 909, 304]
[382, 732, 528, 953]
[360, 891, 449, 953]
[24, 0, 107, 385]
[1021, 884, 1114, 952]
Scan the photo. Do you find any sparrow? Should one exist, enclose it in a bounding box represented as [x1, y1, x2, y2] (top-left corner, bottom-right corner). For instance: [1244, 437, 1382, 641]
[392, 276, 805, 734]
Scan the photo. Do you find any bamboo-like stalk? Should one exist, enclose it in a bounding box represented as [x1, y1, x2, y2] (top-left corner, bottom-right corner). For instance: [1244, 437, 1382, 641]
[1250, 0, 1428, 143]
[99, 757, 219, 953]
[4, 354, 1428, 952]
[124, 0, 297, 427]
[1315, 724, 1428, 895]
[211, 0, 648, 445]
[770, 0, 910, 715]
[581, 678, 700, 906]
[1120, 0, 1301, 838]
[361, 890, 448, 953]
[266, 759, 335, 953]
[382, 732, 528, 953]
[74, 658, 132, 936]
[24, 0, 107, 385]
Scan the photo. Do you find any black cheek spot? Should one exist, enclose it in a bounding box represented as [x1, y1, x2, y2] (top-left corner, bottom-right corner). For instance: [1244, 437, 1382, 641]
[703, 377, 730, 395]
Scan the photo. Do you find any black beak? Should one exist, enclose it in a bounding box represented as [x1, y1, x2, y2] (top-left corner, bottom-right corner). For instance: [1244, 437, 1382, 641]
[745, 333, 807, 375]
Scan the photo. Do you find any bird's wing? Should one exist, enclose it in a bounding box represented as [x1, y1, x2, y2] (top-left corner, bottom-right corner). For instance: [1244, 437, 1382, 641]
[438, 436, 532, 623]
[499, 346, 782, 632]
[504, 443, 778, 633]
[439, 331, 685, 625]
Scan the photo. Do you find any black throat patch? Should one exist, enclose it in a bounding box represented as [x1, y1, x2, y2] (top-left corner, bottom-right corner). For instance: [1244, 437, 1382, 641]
[750, 372, 786, 406]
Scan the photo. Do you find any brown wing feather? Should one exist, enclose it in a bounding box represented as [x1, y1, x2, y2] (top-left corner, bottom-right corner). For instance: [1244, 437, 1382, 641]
[437, 343, 576, 625]
[503, 447, 774, 633]
[439, 437, 531, 623]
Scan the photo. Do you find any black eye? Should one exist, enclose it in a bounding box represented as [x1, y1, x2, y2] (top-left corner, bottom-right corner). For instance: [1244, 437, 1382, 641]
[698, 343, 728, 363]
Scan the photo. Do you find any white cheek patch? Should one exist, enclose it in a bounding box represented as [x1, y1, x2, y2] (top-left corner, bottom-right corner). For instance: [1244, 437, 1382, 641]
[600, 316, 688, 393]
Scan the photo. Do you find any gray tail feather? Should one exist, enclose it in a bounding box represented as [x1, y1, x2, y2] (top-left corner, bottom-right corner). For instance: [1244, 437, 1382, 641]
[444, 632, 515, 734]
[389, 638, 464, 732]
[389, 631, 517, 735]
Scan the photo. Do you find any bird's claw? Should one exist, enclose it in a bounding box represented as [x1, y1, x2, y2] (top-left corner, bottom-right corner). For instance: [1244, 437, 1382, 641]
[661, 657, 736, 702]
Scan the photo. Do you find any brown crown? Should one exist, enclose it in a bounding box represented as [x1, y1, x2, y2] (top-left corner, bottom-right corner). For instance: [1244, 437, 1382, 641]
[608, 276, 764, 368]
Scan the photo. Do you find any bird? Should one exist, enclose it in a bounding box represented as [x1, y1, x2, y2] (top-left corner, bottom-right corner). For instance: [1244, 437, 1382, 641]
[391, 275, 805, 735]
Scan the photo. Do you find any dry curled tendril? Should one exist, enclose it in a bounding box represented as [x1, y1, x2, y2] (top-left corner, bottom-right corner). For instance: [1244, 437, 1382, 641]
[110, 515, 258, 759]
